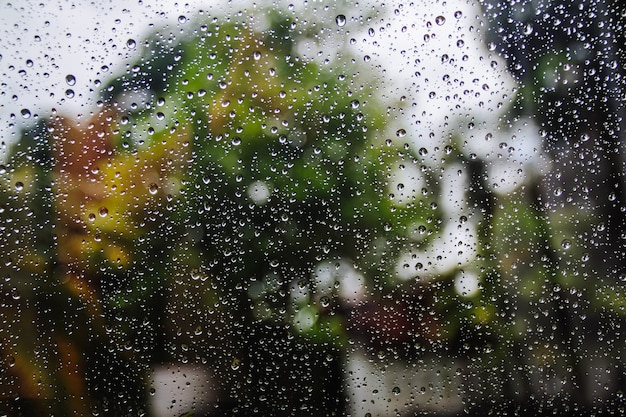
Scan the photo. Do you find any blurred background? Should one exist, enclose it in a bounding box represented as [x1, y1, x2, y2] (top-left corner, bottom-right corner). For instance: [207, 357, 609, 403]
[0, 0, 624, 416]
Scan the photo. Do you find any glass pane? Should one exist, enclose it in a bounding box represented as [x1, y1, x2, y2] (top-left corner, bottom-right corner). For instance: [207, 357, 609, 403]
[1, 1, 624, 416]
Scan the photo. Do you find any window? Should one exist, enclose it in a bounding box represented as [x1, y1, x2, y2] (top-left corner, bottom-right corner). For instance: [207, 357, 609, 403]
[1, 1, 624, 416]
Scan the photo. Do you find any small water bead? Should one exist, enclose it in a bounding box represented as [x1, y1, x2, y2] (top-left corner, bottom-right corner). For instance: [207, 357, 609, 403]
[561, 239, 572, 250]
[148, 183, 159, 195]
[435, 16, 446, 26]
[523, 23, 534, 35]
[65, 74, 76, 86]
[396, 129, 406, 137]
[20, 109, 31, 118]
[126, 39, 136, 49]
[98, 207, 109, 217]
[335, 14, 346, 27]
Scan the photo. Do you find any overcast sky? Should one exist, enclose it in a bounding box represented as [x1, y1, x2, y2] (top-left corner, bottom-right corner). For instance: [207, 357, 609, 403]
[1, 1, 514, 141]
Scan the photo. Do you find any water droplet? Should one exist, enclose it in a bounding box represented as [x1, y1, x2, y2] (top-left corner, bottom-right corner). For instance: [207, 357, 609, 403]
[320, 296, 330, 307]
[231, 358, 241, 370]
[454, 10, 463, 19]
[148, 183, 159, 195]
[178, 15, 187, 24]
[65, 89, 75, 98]
[561, 239, 572, 250]
[429, 91, 436, 99]
[98, 207, 109, 217]
[252, 50, 261, 60]
[126, 39, 136, 49]
[20, 109, 31, 118]
[65, 74, 76, 86]
[335, 14, 346, 27]
[15, 182, 24, 191]
[7, 356, 16, 367]
[392, 386, 401, 395]
[396, 129, 406, 137]
[523, 23, 533, 35]
[418, 147, 428, 156]
[11, 288, 21, 300]
[435, 16, 446, 26]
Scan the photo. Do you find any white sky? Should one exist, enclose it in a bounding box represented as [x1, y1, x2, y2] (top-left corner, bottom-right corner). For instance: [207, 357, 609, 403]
[0, 0, 212, 145]
[0, 1, 514, 142]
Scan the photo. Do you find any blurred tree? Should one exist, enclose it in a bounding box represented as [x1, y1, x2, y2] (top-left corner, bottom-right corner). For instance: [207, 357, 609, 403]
[1, 10, 446, 417]
[470, 0, 626, 411]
